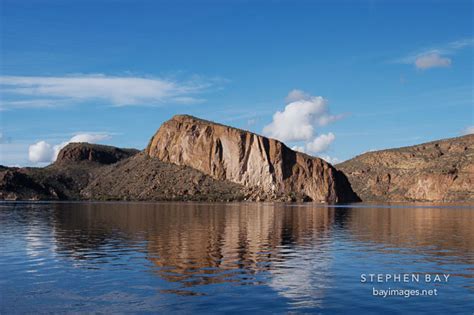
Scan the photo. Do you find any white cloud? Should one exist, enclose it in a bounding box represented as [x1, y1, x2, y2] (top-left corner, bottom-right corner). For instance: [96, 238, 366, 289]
[317, 113, 346, 126]
[306, 132, 335, 154]
[461, 126, 474, 135]
[395, 38, 473, 70]
[415, 53, 451, 70]
[68, 133, 110, 143]
[0, 74, 213, 109]
[28, 133, 111, 164]
[28, 141, 54, 163]
[264, 90, 342, 158]
[263, 90, 343, 142]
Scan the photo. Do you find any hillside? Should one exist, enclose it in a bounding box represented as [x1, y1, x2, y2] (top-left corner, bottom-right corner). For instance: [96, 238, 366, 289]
[337, 134, 474, 202]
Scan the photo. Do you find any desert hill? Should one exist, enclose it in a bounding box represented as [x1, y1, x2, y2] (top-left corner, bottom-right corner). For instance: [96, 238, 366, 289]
[337, 134, 474, 202]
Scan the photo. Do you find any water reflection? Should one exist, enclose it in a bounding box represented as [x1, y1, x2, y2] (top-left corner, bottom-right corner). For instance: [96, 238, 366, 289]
[1, 202, 473, 312]
[49, 203, 474, 282]
[345, 206, 474, 264]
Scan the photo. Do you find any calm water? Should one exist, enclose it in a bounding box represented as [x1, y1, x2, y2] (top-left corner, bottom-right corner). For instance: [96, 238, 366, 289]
[0, 202, 473, 314]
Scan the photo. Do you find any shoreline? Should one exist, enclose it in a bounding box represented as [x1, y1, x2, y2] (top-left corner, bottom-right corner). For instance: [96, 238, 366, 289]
[2, 199, 473, 209]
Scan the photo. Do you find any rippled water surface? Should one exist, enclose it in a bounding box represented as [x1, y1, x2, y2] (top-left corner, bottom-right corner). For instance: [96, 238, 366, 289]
[1, 202, 473, 313]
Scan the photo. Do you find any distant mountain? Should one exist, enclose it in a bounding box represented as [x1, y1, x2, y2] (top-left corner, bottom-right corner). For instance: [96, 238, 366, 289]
[337, 134, 474, 202]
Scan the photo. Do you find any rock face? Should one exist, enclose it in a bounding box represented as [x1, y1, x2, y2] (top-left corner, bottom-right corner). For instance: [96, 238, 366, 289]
[55, 143, 139, 165]
[337, 135, 474, 202]
[146, 115, 360, 203]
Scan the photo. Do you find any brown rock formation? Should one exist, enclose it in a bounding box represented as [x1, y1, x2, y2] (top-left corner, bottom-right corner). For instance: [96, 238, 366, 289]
[55, 142, 139, 165]
[337, 134, 474, 202]
[146, 115, 359, 203]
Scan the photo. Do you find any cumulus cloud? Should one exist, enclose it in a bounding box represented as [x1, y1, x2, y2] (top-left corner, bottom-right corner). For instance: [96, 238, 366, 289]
[461, 126, 474, 135]
[263, 90, 343, 142]
[28, 133, 111, 164]
[0, 74, 213, 109]
[414, 53, 451, 70]
[291, 133, 336, 154]
[264, 90, 343, 157]
[28, 141, 54, 163]
[306, 132, 335, 154]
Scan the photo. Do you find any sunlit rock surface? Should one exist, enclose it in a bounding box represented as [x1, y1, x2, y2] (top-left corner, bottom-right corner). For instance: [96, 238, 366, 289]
[337, 134, 474, 202]
[146, 115, 359, 203]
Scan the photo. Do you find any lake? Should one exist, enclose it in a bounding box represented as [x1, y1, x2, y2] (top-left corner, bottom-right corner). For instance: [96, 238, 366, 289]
[0, 202, 473, 314]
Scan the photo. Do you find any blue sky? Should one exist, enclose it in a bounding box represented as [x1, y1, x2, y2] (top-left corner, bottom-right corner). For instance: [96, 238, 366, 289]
[0, 0, 473, 166]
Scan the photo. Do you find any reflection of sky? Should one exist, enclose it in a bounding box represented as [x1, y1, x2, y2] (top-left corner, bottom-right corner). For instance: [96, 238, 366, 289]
[269, 246, 332, 309]
[25, 215, 57, 254]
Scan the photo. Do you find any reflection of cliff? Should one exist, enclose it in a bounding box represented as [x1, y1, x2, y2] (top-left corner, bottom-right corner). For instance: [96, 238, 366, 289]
[50, 202, 474, 293]
[144, 204, 334, 290]
[345, 205, 474, 262]
[51, 203, 334, 285]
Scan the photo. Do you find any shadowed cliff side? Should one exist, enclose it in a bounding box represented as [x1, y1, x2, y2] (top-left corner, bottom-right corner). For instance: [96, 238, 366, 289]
[146, 115, 360, 203]
[337, 134, 474, 202]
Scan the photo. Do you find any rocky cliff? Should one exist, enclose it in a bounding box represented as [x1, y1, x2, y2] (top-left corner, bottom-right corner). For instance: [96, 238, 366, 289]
[337, 134, 474, 202]
[146, 115, 359, 203]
